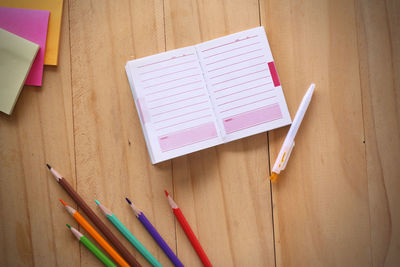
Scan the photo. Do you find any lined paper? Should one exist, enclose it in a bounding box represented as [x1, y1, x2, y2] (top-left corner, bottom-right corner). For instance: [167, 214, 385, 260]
[196, 27, 291, 141]
[126, 27, 291, 163]
[127, 46, 222, 162]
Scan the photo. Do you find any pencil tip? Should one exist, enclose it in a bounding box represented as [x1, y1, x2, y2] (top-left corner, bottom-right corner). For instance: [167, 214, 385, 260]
[59, 199, 67, 206]
[94, 200, 100, 205]
[164, 190, 169, 197]
[46, 163, 51, 169]
[125, 197, 132, 205]
[66, 224, 71, 229]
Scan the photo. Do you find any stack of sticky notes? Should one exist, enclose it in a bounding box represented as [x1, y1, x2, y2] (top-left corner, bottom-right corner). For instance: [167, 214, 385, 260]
[0, 29, 39, 115]
[0, 0, 64, 115]
[0, 0, 64, 65]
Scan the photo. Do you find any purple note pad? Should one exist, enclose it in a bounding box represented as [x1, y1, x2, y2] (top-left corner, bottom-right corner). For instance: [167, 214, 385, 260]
[0, 7, 49, 86]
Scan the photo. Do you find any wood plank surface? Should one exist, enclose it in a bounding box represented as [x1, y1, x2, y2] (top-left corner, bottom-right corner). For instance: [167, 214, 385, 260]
[356, 0, 400, 266]
[68, 0, 175, 266]
[164, 0, 275, 266]
[0, 0, 399, 266]
[260, 0, 373, 266]
[0, 1, 78, 266]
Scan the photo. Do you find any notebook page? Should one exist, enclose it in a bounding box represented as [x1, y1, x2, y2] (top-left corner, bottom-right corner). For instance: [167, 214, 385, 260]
[196, 27, 291, 142]
[126, 46, 223, 164]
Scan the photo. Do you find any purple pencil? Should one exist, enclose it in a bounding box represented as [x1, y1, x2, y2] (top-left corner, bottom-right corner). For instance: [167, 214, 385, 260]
[126, 198, 184, 267]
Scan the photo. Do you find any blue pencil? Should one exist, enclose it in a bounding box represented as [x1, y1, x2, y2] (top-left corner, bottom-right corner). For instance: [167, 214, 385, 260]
[126, 197, 184, 267]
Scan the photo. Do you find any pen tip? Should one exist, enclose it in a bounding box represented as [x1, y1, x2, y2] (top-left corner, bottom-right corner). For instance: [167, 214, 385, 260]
[46, 163, 51, 170]
[269, 172, 278, 182]
[125, 197, 132, 205]
[59, 199, 67, 206]
[164, 190, 169, 197]
[94, 200, 100, 205]
[66, 224, 71, 229]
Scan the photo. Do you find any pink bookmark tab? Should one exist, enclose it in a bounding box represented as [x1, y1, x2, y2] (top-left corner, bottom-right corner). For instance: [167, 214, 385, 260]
[137, 98, 150, 123]
[158, 122, 218, 152]
[268, 61, 280, 87]
[223, 103, 282, 134]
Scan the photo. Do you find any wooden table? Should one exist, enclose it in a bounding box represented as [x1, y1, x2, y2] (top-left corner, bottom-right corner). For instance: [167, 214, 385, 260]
[1, 0, 399, 266]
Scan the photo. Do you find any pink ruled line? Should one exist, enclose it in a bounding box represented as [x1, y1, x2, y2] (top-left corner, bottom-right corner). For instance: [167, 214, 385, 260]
[220, 96, 277, 113]
[138, 53, 194, 68]
[144, 74, 200, 89]
[216, 82, 273, 100]
[212, 69, 268, 86]
[201, 35, 258, 52]
[205, 49, 262, 66]
[141, 67, 197, 82]
[149, 94, 205, 110]
[153, 107, 210, 124]
[148, 87, 203, 103]
[207, 55, 264, 73]
[214, 76, 270, 93]
[209, 62, 266, 79]
[146, 80, 202, 96]
[203, 42, 260, 59]
[140, 60, 196, 75]
[152, 100, 209, 117]
[156, 114, 212, 131]
[218, 90, 275, 107]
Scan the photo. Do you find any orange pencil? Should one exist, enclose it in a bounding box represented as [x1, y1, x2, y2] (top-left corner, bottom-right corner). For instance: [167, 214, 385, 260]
[60, 199, 130, 267]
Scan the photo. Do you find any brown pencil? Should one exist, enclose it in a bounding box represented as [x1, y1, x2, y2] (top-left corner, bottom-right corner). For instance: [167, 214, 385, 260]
[46, 164, 141, 267]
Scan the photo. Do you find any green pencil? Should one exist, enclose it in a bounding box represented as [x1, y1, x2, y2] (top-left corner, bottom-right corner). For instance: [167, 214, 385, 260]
[95, 200, 163, 267]
[66, 224, 117, 267]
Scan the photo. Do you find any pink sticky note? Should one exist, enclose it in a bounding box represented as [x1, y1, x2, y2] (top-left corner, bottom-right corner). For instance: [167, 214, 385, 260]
[0, 7, 49, 86]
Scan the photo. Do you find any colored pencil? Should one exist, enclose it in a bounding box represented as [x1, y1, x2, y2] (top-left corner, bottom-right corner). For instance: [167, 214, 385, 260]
[164, 190, 212, 267]
[95, 200, 163, 267]
[46, 164, 141, 267]
[126, 197, 184, 267]
[66, 224, 117, 267]
[60, 199, 130, 267]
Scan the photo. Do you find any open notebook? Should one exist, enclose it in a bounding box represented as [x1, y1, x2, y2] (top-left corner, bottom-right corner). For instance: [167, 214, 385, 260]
[125, 27, 291, 164]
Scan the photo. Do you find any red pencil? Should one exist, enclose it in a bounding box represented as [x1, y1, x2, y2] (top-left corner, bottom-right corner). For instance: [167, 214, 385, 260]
[164, 190, 212, 267]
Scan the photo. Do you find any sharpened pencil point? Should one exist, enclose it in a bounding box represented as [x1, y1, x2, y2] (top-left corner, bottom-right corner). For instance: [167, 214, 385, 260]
[94, 200, 100, 205]
[125, 197, 132, 205]
[66, 224, 71, 229]
[164, 190, 169, 197]
[46, 163, 51, 169]
[59, 199, 67, 206]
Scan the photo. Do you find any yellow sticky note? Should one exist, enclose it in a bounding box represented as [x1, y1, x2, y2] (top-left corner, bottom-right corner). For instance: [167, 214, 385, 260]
[0, 0, 63, 66]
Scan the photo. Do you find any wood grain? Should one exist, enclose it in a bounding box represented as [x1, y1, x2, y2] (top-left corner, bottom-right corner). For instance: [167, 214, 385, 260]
[164, 0, 275, 266]
[0, 0, 399, 266]
[0, 0, 78, 266]
[68, 0, 175, 266]
[260, 0, 373, 266]
[356, 0, 400, 266]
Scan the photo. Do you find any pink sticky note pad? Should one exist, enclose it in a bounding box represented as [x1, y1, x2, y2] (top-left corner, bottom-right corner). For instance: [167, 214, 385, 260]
[0, 7, 49, 86]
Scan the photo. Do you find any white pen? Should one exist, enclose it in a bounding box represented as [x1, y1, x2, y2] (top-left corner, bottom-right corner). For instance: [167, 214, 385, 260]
[269, 83, 315, 182]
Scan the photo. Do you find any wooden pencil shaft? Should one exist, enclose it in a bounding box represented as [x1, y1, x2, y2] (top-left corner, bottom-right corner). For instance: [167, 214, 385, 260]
[138, 212, 184, 267]
[58, 178, 141, 267]
[72, 211, 130, 267]
[80, 236, 117, 267]
[174, 208, 212, 267]
[165, 191, 211, 266]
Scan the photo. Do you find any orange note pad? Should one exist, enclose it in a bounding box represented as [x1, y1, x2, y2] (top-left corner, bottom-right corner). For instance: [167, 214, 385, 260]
[0, 0, 64, 66]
